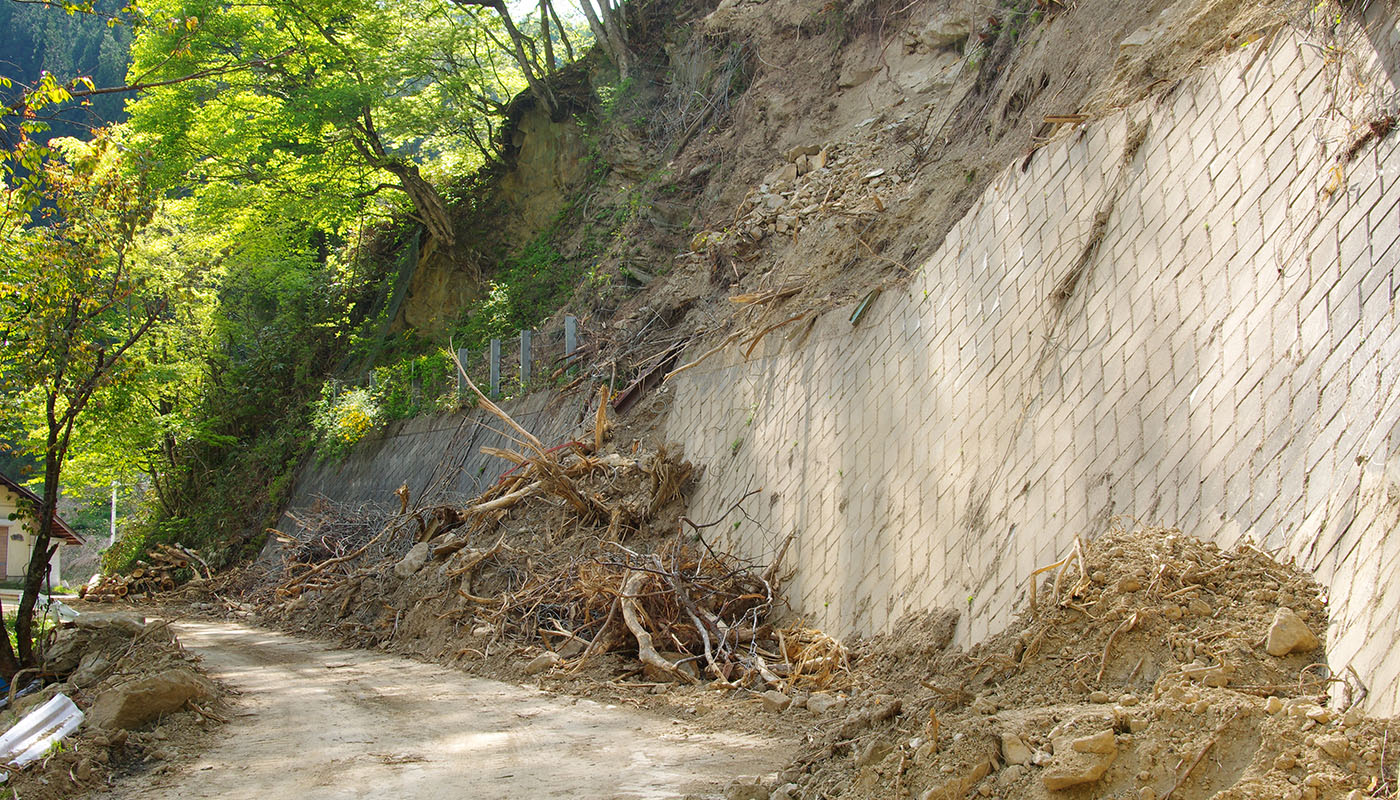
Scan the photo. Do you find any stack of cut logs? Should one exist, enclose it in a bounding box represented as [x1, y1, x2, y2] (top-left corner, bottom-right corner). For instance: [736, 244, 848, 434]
[80, 544, 211, 602]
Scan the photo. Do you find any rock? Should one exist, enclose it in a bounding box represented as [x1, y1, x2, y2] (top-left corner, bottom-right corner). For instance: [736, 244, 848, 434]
[1043, 732, 1118, 791]
[1072, 730, 1117, 754]
[997, 764, 1026, 788]
[524, 651, 562, 675]
[73, 613, 146, 636]
[1316, 735, 1348, 759]
[1273, 753, 1296, 770]
[919, 760, 992, 800]
[769, 783, 800, 800]
[838, 63, 880, 89]
[761, 690, 792, 713]
[1042, 749, 1117, 791]
[810, 149, 829, 171]
[807, 693, 847, 715]
[916, 9, 971, 48]
[1265, 696, 1285, 714]
[1089, 690, 1111, 703]
[1000, 732, 1032, 765]
[393, 542, 432, 579]
[1116, 577, 1142, 592]
[1304, 705, 1332, 724]
[970, 695, 998, 714]
[1266, 608, 1319, 656]
[862, 168, 887, 182]
[87, 668, 216, 731]
[855, 737, 892, 767]
[778, 163, 798, 183]
[724, 778, 768, 800]
[786, 145, 820, 163]
[1119, 694, 1140, 707]
[71, 652, 112, 688]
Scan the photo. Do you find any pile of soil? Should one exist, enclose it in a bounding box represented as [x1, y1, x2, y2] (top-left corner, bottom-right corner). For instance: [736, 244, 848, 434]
[0, 611, 227, 800]
[777, 527, 1393, 800]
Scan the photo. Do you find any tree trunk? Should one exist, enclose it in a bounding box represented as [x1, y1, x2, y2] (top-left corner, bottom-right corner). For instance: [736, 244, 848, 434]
[577, 0, 630, 78]
[451, 0, 557, 117]
[15, 445, 61, 667]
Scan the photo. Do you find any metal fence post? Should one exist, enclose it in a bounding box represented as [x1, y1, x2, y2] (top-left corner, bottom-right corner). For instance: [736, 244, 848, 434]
[489, 338, 501, 397]
[564, 315, 577, 375]
[520, 330, 532, 389]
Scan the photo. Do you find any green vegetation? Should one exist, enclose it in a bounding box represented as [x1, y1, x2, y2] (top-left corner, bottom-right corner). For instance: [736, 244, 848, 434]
[0, 0, 644, 676]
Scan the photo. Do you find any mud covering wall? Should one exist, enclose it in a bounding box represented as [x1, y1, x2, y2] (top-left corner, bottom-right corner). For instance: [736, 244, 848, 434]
[282, 392, 583, 521]
[666, 19, 1400, 714]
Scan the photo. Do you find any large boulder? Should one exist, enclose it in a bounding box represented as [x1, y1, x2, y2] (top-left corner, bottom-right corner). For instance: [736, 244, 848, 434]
[86, 668, 215, 731]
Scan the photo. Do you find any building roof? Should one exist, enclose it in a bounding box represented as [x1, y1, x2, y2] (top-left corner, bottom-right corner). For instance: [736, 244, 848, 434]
[0, 473, 85, 546]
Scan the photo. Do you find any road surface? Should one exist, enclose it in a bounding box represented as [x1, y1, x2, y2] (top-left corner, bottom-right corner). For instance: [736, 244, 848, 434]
[93, 621, 792, 799]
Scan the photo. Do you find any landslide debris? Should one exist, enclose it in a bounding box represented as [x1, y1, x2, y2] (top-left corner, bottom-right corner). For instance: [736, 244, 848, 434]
[0, 611, 227, 800]
[783, 526, 1391, 800]
[249, 393, 851, 706]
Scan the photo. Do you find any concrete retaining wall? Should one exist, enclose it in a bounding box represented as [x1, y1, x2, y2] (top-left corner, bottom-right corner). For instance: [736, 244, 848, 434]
[665, 19, 1400, 713]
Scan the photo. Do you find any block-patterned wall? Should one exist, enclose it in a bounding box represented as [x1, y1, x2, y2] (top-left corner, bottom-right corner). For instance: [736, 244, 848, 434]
[666, 21, 1400, 714]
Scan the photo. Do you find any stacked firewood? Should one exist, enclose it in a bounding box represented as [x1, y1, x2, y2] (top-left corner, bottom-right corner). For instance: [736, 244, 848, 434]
[80, 544, 211, 602]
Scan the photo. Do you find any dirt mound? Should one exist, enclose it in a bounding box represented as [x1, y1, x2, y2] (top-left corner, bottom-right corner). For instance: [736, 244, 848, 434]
[784, 526, 1392, 800]
[0, 611, 228, 800]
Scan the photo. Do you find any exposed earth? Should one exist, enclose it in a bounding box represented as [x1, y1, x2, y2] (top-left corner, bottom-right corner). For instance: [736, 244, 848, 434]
[88, 620, 793, 800]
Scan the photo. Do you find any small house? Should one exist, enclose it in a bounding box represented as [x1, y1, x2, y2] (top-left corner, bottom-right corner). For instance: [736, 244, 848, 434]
[0, 473, 84, 586]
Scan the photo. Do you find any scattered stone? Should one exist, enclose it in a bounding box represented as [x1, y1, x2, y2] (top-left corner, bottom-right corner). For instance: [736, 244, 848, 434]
[1274, 753, 1296, 771]
[71, 652, 113, 688]
[1265, 696, 1285, 714]
[724, 777, 768, 800]
[786, 144, 820, 163]
[1000, 732, 1032, 766]
[1305, 706, 1332, 724]
[854, 737, 892, 767]
[88, 668, 217, 731]
[919, 760, 991, 800]
[807, 693, 847, 715]
[761, 690, 793, 713]
[970, 695, 998, 714]
[1266, 608, 1319, 657]
[1072, 730, 1117, 755]
[1119, 694, 1140, 707]
[1089, 690, 1111, 703]
[1116, 576, 1142, 592]
[1316, 735, 1348, 759]
[862, 168, 886, 182]
[1041, 749, 1117, 791]
[1139, 788, 1157, 800]
[524, 651, 562, 675]
[393, 542, 432, 578]
[769, 783, 800, 800]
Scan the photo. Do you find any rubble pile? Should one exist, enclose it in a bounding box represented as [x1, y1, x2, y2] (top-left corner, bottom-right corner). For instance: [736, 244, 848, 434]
[773, 527, 1393, 800]
[0, 612, 227, 799]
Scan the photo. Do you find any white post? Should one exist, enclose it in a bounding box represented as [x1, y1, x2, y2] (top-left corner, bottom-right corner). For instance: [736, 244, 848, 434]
[109, 480, 117, 547]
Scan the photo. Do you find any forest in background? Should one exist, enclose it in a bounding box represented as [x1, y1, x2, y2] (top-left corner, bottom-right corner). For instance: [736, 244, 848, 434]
[0, 0, 672, 675]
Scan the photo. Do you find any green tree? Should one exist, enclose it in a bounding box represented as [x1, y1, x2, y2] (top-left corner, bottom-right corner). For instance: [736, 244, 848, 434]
[125, 0, 540, 284]
[0, 134, 170, 675]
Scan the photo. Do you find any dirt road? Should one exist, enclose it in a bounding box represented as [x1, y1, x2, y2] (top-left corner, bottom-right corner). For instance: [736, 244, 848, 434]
[94, 621, 792, 799]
